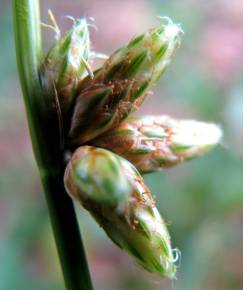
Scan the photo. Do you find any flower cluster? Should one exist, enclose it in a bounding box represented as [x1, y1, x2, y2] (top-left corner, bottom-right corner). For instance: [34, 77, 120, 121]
[42, 14, 222, 279]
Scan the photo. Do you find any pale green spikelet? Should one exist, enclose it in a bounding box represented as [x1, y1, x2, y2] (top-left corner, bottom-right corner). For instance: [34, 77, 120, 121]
[64, 145, 178, 278]
[41, 15, 92, 116]
[69, 17, 182, 145]
[64, 146, 130, 205]
[91, 115, 223, 173]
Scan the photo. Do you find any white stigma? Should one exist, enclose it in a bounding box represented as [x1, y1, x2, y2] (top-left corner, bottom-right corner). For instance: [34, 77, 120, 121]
[157, 16, 184, 41]
[164, 24, 182, 40]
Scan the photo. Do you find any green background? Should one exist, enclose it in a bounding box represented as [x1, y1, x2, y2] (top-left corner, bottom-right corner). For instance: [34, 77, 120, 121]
[1, 1, 243, 289]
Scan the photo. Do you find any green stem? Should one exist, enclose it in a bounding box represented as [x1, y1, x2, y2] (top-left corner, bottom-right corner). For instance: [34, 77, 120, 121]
[13, 1, 94, 289]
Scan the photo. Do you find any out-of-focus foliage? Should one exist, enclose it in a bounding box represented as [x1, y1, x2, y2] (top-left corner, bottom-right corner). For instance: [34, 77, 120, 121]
[1, 0, 243, 290]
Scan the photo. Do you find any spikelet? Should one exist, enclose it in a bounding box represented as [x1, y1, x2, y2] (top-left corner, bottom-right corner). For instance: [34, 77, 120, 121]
[41, 15, 92, 117]
[64, 146, 178, 278]
[91, 115, 223, 173]
[69, 17, 182, 144]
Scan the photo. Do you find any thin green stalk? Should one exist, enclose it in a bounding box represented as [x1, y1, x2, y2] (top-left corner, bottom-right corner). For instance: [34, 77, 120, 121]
[12, 1, 94, 289]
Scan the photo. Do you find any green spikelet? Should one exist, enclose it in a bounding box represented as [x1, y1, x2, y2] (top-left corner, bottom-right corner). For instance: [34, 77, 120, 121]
[64, 146, 178, 278]
[91, 115, 223, 173]
[69, 17, 182, 145]
[41, 16, 92, 116]
[64, 146, 130, 205]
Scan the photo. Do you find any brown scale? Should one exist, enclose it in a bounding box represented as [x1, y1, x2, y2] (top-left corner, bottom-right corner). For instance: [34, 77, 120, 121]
[118, 174, 156, 228]
[90, 120, 136, 155]
[161, 126, 186, 162]
[104, 80, 137, 123]
[133, 176, 155, 208]
[143, 32, 159, 55]
[163, 126, 174, 144]
[124, 51, 133, 65]
[110, 79, 133, 96]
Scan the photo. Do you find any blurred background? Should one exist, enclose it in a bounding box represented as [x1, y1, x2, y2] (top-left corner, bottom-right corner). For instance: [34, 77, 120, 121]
[1, 0, 243, 290]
